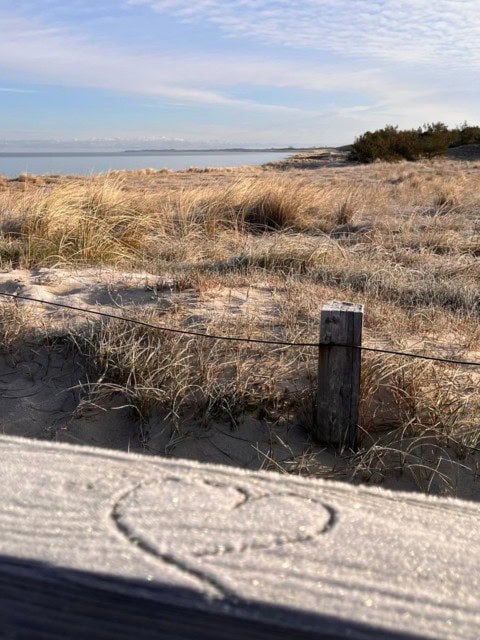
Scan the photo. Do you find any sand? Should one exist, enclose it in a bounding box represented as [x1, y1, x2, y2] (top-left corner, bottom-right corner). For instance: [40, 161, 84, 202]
[0, 267, 335, 468]
[1, 264, 479, 502]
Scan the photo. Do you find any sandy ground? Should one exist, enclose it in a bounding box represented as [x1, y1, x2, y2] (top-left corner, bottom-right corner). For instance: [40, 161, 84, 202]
[1, 265, 479, 501]
[0, 267, 337, 473]
[264, 148, 350, 170]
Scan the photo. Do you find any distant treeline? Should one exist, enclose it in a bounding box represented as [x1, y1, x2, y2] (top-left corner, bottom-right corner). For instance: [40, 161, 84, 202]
[349, 122, 480, 163]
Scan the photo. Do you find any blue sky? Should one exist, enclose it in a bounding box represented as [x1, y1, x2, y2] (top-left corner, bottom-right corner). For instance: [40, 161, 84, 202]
[0, 0, 479, 148]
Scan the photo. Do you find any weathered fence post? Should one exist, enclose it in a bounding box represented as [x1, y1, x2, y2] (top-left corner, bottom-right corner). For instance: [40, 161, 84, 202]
[316, 301, 364, 450]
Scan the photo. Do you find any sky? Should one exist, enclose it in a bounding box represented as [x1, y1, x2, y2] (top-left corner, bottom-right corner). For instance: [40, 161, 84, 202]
[0, 0, 479, 149]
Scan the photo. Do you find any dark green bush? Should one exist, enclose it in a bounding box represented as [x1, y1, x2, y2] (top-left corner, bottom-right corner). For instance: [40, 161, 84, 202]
[417, 122, 455, 159]
[349, 126, 423, 163]
[349, 121, 480, 163]
[348, 127, 393, 163]
[450, 122, 480, 147]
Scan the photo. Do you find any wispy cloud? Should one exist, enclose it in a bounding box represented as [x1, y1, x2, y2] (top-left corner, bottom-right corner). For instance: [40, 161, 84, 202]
[0, 11, 435, 109]
[131, 0, 480, 69]
[0, 13, 329, 116]
[0, 10, 403, 117]
[0, 87, 37, 93]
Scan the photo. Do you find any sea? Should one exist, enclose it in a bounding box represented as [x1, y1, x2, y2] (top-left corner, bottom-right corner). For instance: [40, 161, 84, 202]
[0, 150, 292, 178]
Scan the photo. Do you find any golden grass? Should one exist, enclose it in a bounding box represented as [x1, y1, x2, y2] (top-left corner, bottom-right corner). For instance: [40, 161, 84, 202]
[1, 178, 155, 266]
[70, 309, 307, 427]
[1, 158, 479, 494]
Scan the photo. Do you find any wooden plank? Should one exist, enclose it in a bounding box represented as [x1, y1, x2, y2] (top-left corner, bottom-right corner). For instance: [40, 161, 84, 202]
[0, 435, 479, 639]
[316, 301, 364, 449]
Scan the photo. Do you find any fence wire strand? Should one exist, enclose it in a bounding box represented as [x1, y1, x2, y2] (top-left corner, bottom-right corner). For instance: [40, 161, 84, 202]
[0, 291, 479, 367]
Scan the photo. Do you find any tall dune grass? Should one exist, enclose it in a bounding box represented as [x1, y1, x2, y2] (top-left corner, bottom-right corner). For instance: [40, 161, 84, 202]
[15, 179, 154, 266]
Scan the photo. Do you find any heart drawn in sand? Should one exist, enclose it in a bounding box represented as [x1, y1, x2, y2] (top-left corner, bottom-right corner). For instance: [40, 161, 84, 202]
[114, 476, 334, 560]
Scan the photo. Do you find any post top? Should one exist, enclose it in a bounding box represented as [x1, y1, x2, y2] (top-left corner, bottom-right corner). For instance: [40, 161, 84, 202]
[322, 301, 364, 313]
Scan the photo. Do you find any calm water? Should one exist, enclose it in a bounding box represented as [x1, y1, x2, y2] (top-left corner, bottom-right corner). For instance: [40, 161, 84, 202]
[0, 150, 291, 178]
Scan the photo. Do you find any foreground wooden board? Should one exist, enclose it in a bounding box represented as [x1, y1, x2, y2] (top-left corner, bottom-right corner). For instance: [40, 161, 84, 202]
[0, 436, 479, 639]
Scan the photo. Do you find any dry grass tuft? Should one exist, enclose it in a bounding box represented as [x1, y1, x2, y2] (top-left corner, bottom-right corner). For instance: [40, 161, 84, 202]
[5, 178, 156, 266]
[240, 185, 306, 230]
[355, 350, 480, 491]
[335, 193, 358, 226]
[0, 300, 44, 347]
[430, 186, 460, 215]
[69, 308, 310, 427]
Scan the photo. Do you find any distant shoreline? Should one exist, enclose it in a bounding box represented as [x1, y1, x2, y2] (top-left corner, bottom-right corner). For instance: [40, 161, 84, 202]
[0, 147, 324, 158]
[123, 147, 325, 154]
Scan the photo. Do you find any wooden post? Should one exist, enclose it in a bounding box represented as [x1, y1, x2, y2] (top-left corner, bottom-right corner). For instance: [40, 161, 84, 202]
[316, 301, 364, 451]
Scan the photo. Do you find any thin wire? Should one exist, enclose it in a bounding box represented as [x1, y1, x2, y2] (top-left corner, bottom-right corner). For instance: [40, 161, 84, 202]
[0, 291, 318, 348]
[1, 291, 479, 367]
[346, 344, 480, 367]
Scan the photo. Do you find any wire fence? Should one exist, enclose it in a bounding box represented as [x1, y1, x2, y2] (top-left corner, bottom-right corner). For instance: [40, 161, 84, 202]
[1, 291, 479, 367]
